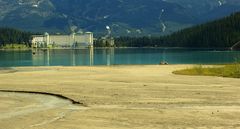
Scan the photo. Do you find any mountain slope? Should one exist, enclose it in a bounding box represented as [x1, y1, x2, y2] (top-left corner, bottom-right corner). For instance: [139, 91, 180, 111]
[115, 12, 240, 48]
[165, 12, 240, 48]
[0, 0, 240, 36]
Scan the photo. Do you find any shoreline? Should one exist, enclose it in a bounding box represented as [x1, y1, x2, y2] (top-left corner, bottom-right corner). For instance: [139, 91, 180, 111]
[0, 64, 230, 69]
[0, 47, 235, 51]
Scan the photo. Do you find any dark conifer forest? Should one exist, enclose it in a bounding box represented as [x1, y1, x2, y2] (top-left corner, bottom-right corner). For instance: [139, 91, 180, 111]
[114, 12, 240, 48]
[0, 28, 32, 47]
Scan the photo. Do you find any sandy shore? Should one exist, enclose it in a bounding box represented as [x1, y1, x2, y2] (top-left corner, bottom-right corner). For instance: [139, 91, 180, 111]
[0, 65, 240, 129]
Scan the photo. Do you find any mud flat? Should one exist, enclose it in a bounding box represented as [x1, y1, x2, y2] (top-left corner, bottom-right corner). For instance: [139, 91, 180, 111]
[0, 91, 85, 129]
[0, 65, 240, 129]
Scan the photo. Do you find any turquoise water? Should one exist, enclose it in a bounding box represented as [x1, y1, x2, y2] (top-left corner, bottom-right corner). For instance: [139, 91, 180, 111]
[0, 48, 240, 67]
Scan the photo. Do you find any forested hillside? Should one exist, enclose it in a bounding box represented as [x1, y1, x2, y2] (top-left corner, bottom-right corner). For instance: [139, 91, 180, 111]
[1, 12, 240, 49]
[1, 0, 240, 36]
[115, 12, 240, 48]
[0, 28, 32, 47]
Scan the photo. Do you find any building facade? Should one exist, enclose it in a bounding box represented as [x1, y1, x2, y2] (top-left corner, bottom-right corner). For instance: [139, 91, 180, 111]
[32, 32, 93, 48]
[100, 37, 115, 47]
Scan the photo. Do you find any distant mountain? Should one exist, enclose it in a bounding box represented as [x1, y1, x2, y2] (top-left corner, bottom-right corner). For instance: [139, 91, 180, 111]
[115, 12, 240, 48]
[0, 0, 240, 36]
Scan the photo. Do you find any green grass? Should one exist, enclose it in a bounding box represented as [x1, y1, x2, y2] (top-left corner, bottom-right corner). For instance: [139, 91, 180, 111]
[173, 64, 240, 78]
[0, 44, 30, 50]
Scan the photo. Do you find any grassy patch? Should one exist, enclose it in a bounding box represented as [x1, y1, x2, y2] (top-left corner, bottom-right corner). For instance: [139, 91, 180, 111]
[173, 64, 240, 78]
[0, 44, 30, 50]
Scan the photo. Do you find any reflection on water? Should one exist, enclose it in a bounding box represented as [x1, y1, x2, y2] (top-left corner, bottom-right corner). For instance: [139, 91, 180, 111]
[32, 48, 95, 66]
[0, 48, 240, 67]
[90, 47, 94, 66]
[31, 48, 115, 66]
[106, 48, 114, 66]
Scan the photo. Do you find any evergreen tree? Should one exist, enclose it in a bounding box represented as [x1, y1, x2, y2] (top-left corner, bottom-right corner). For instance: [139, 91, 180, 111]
[0, 27, 32, 46]
[114, 12, 240, 48]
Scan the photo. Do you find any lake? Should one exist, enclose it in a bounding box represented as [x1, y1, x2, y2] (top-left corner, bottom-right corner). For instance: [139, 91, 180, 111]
[0, 48, 240, 67]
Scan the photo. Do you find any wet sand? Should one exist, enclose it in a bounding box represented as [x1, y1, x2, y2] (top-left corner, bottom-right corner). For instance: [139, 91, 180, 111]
[0, 65, 240, 129]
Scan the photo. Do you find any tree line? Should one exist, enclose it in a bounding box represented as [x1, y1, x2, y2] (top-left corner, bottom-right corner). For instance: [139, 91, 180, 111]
[113, 12, 240, 48]
[0, 28, 32, 47]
